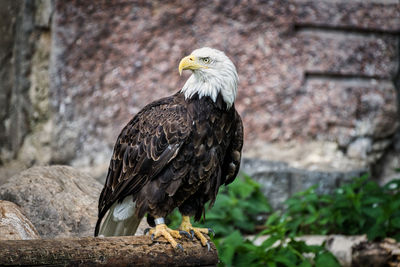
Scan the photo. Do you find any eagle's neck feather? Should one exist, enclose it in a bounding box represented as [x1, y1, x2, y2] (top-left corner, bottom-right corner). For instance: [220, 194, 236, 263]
[181, 67, 238, 108]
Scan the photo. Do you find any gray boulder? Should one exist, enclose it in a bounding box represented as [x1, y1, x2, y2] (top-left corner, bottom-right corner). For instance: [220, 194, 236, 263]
[0, 200, 40, 240]
[0, 165, 102, 238]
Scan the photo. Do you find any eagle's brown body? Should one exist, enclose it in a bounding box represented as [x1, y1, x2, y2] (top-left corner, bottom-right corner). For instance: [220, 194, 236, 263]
[95, 91, 243, 236]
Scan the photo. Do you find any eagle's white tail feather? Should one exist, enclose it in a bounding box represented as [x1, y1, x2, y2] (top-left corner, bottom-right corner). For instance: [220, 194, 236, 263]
[98, 196, 141, 236]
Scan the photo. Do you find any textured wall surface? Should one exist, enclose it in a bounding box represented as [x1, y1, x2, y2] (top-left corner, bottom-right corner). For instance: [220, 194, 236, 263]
[0, 0, 53, 166]
[49, 0, 399, 176]
[0, 0, 399, 185]
[0, 1, 20, 159]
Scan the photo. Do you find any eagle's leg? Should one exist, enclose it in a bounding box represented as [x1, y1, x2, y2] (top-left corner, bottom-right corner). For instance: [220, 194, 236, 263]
[179, 215, 213, 250]
[145, 217, 187, 250]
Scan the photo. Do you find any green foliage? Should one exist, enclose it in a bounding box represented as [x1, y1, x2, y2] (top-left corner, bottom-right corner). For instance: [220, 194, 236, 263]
[284, 175, 400, 241]
[167, 174, 400, 266]
[168, 174, 340, 267]
[216, 213, 340, 267]
[202, 174, 271, 236]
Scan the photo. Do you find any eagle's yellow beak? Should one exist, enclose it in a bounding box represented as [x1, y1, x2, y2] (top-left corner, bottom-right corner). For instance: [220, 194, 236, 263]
[178, 55, 207, 76]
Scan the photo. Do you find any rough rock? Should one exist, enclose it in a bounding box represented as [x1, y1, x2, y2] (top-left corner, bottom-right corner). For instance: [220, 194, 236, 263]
[0, 200, 40, 240]
[347, 138, 372, 160]
[0, 1, 21, 161]
[245, 141, 368, 172]
[376, 133, 400, 185]
[48, 0, 398, 178]
[294, 0, 400, 33]
[0, 165, 102, 238]
[241, 158, 366, 210]
[0, 0, 53, 165]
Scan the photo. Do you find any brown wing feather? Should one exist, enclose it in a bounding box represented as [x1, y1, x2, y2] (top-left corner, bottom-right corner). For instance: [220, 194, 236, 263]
[95, 96, 191, 235]
[222, 109, 244, 185]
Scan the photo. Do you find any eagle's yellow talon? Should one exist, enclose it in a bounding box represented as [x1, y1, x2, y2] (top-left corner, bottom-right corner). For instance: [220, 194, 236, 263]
[147, 223, 183, 250]
[179, 216, 212, 248]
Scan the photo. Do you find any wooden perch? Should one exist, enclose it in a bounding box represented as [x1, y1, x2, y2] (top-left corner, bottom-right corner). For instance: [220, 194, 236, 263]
[352, 238, 400, 267]
[0, 235, 218, 266]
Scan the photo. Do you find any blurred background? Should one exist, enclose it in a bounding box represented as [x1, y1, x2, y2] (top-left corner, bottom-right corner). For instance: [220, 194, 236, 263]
[0, 0, 399, 210]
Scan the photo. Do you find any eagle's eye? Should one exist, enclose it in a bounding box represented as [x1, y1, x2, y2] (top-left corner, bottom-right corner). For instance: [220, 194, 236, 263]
[202, 57, 211, 64]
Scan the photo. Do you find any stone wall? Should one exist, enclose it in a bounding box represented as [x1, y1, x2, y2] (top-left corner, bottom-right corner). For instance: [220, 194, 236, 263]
[0, 0, 399, 197]
[0, 0, 53, 167]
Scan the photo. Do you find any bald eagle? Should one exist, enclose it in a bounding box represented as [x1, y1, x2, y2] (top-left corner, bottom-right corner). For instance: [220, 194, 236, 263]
[95, 47, 243, 250]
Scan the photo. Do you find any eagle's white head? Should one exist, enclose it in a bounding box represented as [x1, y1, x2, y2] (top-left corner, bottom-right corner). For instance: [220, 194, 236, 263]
[178, 47, 238, 108]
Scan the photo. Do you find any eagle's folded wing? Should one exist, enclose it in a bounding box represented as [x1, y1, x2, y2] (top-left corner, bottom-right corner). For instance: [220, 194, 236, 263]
[95, 99, 191, 235]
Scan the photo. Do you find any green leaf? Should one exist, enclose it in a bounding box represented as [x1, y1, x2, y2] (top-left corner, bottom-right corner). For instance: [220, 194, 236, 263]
[235, 220, 255, 232]
[366, 224, 386, 241]
[274, 254, 297, 267]
[231, 207, 245, 221]
[298, 260, 312, 267]
[219, 231, 243, 266]
[362, 206, 384, 218]
[314, 252, 341, 267]
[266, 261, 277, 267]
[233, 251, 259, 267]
[266, 212, 281, 226]
[391, 217, 400, 228]
[260, 235, 280, 249]
[362, 196, 385, 205]
[304, 213, 319, 225]
[235, 182, 254, 199]
[389, 199, 400, 211]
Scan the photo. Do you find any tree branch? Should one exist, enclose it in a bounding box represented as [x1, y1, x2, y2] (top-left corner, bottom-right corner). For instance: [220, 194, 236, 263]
[0, 235, 218, 266]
